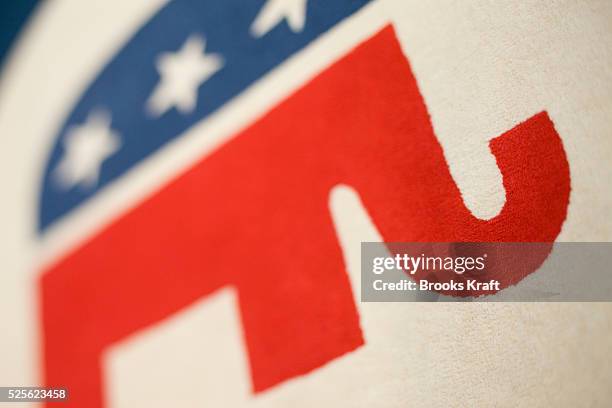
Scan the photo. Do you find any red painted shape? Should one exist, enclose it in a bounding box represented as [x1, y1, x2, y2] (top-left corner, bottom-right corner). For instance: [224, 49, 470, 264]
[40, 25, 570, 407]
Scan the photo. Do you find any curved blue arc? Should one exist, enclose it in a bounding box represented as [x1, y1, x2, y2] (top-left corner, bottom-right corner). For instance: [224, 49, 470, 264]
[38, 0, 372, 232]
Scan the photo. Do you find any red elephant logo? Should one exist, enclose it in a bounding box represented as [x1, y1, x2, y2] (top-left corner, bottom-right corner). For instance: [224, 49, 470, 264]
[40, 26, 570, 407]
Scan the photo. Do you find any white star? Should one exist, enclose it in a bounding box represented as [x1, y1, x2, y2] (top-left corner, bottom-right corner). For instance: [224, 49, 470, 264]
[250, 0, 308, 38]
[146, 35, 224, 116]
[53, 110, 121, 190]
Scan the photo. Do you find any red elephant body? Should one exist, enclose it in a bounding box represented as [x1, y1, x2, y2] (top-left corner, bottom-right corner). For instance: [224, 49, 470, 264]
[41, 26, 570, 407]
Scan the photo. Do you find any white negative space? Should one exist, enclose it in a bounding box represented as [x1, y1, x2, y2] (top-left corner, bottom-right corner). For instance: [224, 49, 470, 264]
[104, 288, 251, 408]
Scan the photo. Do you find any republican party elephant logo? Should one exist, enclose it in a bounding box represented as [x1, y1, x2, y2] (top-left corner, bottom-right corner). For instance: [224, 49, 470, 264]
[37, 2, 569, 405]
